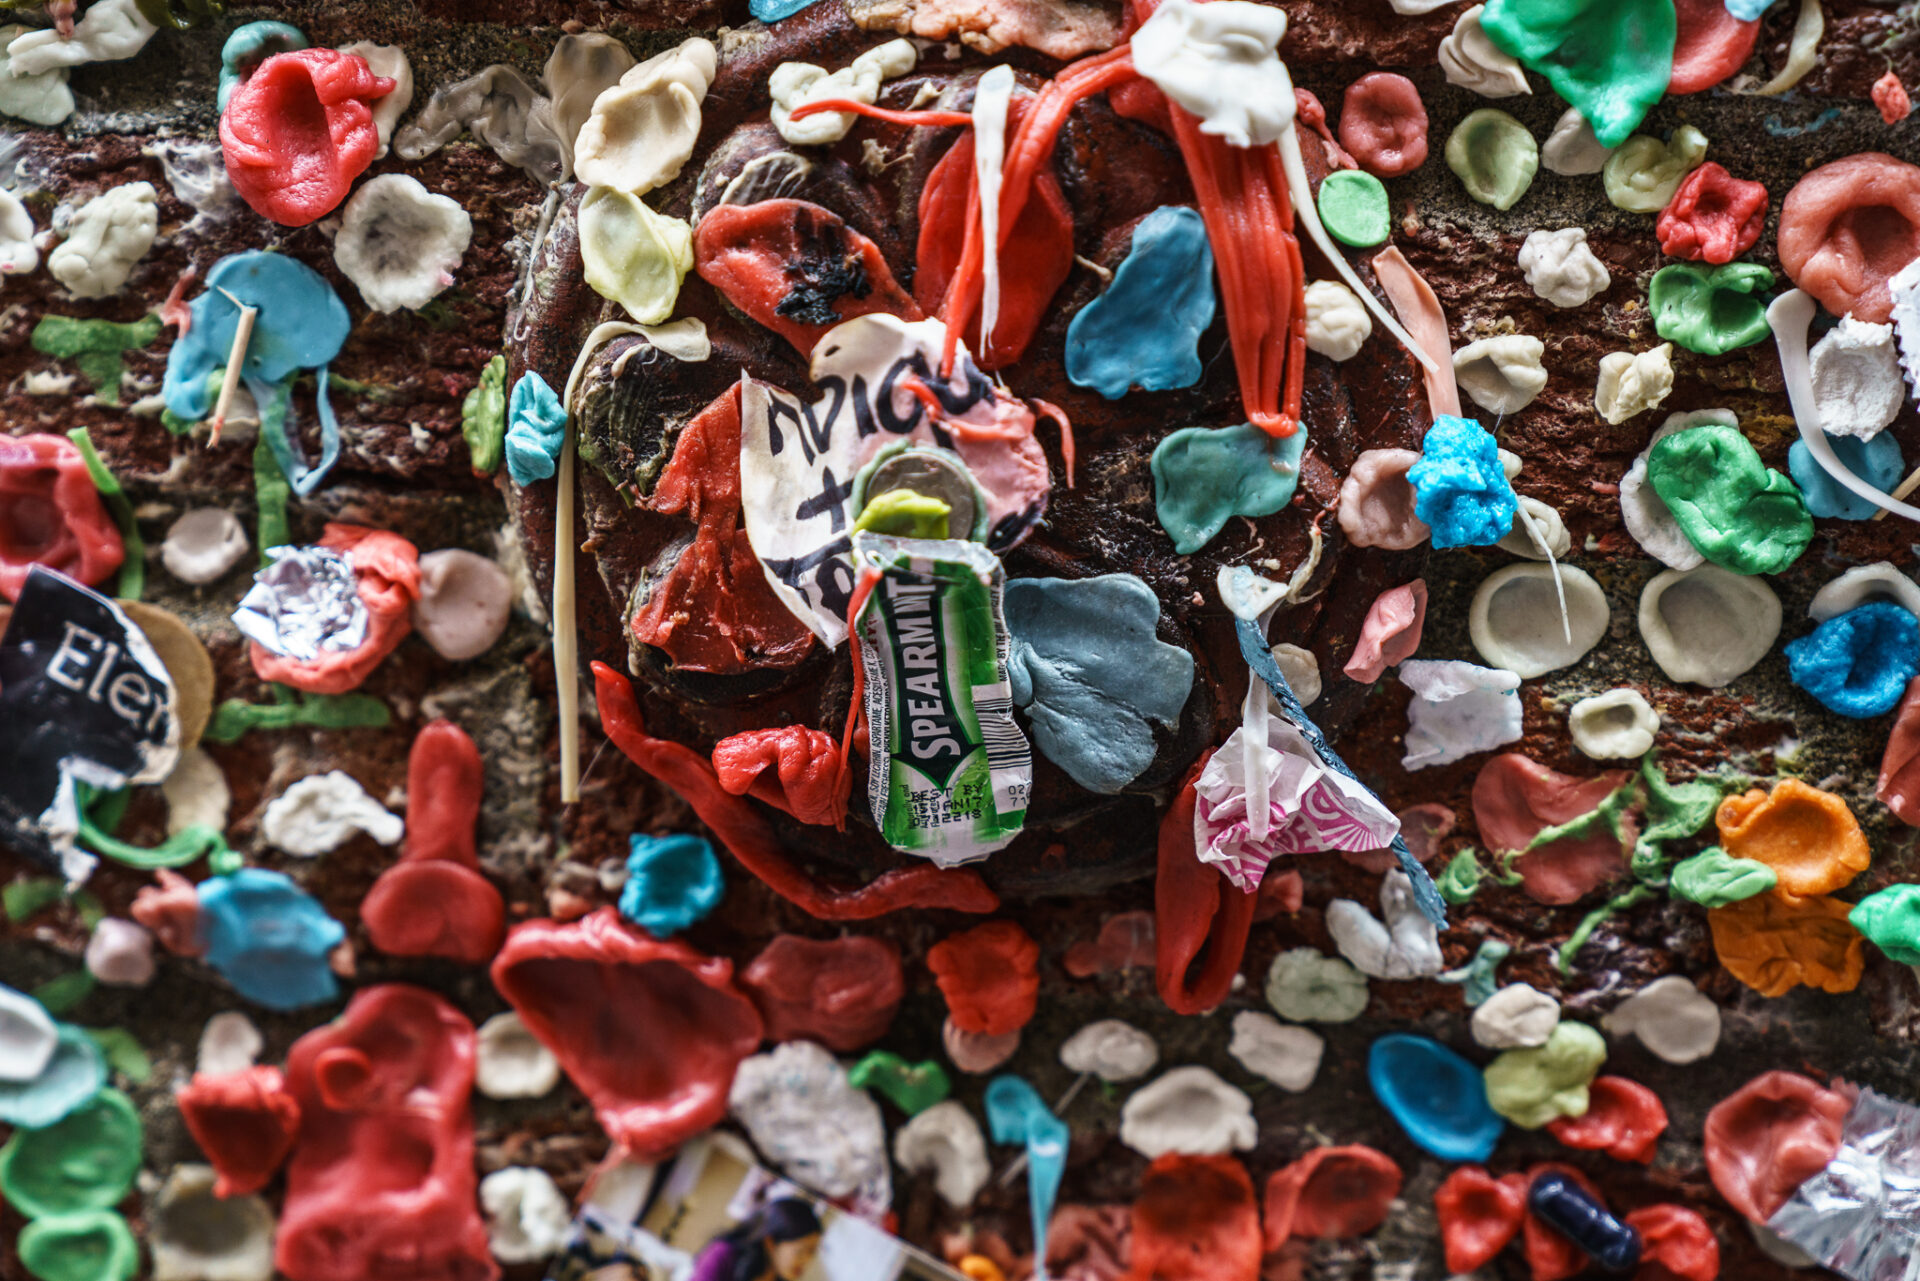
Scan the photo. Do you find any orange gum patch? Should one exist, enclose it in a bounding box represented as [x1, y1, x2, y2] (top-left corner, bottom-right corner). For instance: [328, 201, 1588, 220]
[1715, 778, 1869, 899]
[1708, 890, 1866, 998]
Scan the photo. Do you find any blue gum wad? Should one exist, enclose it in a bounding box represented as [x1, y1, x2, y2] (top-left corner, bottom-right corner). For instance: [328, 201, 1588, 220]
[985, 1076, 1067, 1269]
[618, 832, 724, 937]
[505, 372, 568, 485]
[1368, 1032, 1504, 1161]
[1789, 430, 1905, 520]
[162, 252, 350, 494]
[1647, 424, 1812, 575]
[1065, 206, 1216, 400]
[1479, 0, 1676, 148]
[197, 868, 346, 1011]
[1407, 415, 1516, 548]
[1649, 263, 1775, 357]
[1849, 883, 1920, 965]
[0, 1023, 105, 1129]
[750, 0, 820, 18]
[1004, 575, 1195, 794]
[1785, 600, 1920, 719]
[1152, 423, 1306, 553]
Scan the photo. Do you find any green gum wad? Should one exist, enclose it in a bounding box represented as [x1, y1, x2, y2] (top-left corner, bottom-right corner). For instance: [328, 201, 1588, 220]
[19, 1211, 140, 1281]
[0, 1088, 142, 1219]
[1669, 846, 1777, 907]
[1649, 262, 1774, 357]
[1648, 425, 1812, 576]
[1436, 849, 1486, 904]
[1445, 109, 1538, 211]
[1483, 1021, 1607, 1128]
[462, 355, 508, 476]
[1603, 127, 1708, 213]
[854, 489, 953, 540]
[848, 1051, 951, 1114]
[1633, 756, 1725, 880]
[30, 315, 163, 407]
[1480, 0, 1676, 148]
[1317, 169, 1391, 248]
[1151, 423, 1306, 554]
[1849, 884, 1920, 965]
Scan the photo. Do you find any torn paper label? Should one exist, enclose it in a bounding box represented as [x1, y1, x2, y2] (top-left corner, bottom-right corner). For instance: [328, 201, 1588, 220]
[0, 566, 180, 882]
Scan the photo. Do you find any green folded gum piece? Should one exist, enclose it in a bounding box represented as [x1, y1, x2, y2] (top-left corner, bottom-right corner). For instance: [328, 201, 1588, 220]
[1436, 849, 1485, 904]
[1633, 755, 1727, 880]
[1480, 0, 1676, 148]
[1647, 424, 1813, 576]
[1603, 126, 1709, 213]
[18, 1211, 140, 1281]
[0, 1088, 142, 1220]
[1649, 262, 1774, 356]
[1849, 884, 1920, 966]
[1483, 1021, 1607, 1128]
[1669, 846, 1777, 907]
[30, 314, 163, 407]
[847, 1050, 951, 1115]
[1445, 109, 1538, 211]
[462, 354, 508, 476]
[853, 488, 953, 540]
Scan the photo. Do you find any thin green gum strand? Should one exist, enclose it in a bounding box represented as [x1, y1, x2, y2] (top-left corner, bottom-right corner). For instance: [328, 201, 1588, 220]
[64, 429, 142, 601]
[203, 688, 391, 742]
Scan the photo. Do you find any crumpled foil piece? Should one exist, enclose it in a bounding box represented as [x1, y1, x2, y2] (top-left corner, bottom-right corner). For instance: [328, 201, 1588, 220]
[1769, 1088, 1920, 1281]
[231, 545, 368, 662]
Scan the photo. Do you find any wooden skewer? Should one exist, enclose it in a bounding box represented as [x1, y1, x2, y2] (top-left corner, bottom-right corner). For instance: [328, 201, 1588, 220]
[1871, 462, 1920, 521]
[556, 420, 581, 804]
[209, 287, 257, 446]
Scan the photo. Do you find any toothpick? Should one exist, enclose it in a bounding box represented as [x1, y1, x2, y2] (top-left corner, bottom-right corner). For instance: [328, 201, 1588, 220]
[1871, 462, 1920, 521]
[556, 418, 581, 804]
[995, 1073, 1091, 1187]
[209, 287, 257, 446]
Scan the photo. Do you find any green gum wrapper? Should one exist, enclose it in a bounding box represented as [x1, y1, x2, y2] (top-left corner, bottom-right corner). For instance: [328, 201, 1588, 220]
[853, 533, 1031, 866]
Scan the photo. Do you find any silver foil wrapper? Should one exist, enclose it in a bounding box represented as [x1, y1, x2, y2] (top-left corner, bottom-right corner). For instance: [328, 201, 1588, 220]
[231, 545, 369, 662]
[1769, 1088, 1920, 1281]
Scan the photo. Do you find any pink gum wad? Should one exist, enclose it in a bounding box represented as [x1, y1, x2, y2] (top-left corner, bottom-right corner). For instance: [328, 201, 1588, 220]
[276, 984, 497, 1281]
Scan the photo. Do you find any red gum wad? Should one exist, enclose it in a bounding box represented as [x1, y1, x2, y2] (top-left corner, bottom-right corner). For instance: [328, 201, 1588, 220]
[740, 933, 905, 1052]
[1156, 752, 1256, 1015]
[695, 199, 922, 356]
[1545, 1075, 1668, 1163]
[276, 985, 496, 1281]
[1656, 163, 1768, 264]
[1434, 1166, 1529, 1274]
[629, 385, 817, 676]
[221, 48, 392, 227]
[928, 920, 1041, 1037]
[1262, 1145, 1402, 1246]
[1127, 1154, 1263, 1281]
[490, 908, 763, 1159]
[1703, 1069, 1852, 1223]
[712, 726, 845, 828]
[0, 433, 125, 600]
[1472, 754, 1634, 905]
[175, 1065, 301, 1198]
[361, 720, 506, 965]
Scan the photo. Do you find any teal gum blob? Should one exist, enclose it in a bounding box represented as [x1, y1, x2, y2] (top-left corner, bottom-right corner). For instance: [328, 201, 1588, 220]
[505, 372, 567, 486]
[617, 833, 724, 937]
[197, 868, 346, 1011]
[1066, 205, 1216, 400]
[1152, 423, 1307, 554]
[985, 1075, 1068, 1271]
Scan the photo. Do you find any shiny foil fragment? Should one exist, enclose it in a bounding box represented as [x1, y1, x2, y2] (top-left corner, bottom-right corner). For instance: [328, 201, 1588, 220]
[232, 545, 368, 661]
[1769, 1088, 1920, 1281]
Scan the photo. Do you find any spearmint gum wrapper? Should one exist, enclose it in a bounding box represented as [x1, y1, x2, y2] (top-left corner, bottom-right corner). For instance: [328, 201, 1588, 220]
[852, 532, 1031, 865]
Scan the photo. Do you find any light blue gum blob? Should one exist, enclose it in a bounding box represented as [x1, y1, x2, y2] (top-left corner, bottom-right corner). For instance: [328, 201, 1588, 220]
[1368, 1032, 1504, 1162]
[985, 1075, 1067, 1274]
[1785, 600, 1920, 719]
[749, 0, 821, 18]
[1005, 575, 1195, 794]
[1407, 415, 1517, 548]
[1152, 422, 1307, 554]
[505, 372, 568, 486]
[1065, 206, 1216, 400]
[162, 252, 350, 496]
[197, 868, 346, 1011]
[1788, 430, 1905, 521]
[0, 1023, 105, 1129]
[618, 833, 724, 937]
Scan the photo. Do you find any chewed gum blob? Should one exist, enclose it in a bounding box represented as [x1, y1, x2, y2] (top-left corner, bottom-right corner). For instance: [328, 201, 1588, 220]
[1407, 416, 1516, 549]
[1785, 600, 1920, 717]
